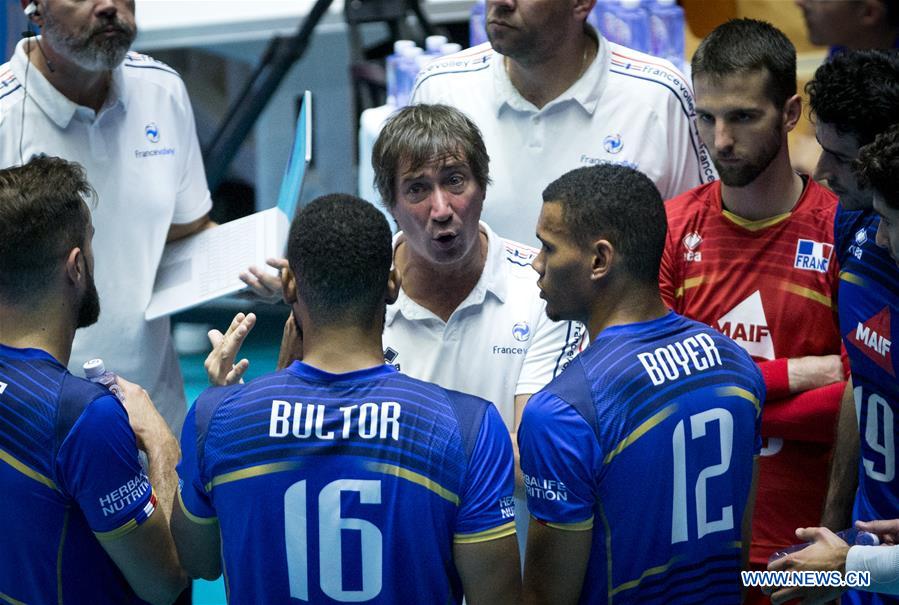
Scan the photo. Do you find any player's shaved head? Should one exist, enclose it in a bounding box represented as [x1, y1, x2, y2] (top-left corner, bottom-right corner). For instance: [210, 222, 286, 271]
[286, 194, 393, 326]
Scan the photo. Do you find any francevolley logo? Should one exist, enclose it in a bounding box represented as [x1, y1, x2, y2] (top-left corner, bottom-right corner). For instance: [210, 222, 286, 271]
[145, 122, 160, 143]
[135, 122, 175, 159]
[512, 321, 531, 342]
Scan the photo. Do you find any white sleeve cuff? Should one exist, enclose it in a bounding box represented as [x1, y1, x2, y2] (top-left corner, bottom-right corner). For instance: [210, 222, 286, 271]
[846, 545, 899, 595]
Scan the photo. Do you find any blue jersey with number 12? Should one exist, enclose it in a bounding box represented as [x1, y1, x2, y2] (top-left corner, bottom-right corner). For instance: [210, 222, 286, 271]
[520, 312, 764, 604]
[177, 361, 515, 604]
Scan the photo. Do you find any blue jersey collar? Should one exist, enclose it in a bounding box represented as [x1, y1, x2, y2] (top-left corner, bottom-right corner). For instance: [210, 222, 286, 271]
[286, 361, 397, 383]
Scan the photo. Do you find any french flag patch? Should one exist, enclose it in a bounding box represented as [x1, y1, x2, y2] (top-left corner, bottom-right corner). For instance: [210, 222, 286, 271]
[138, 491, 158, 523]
[794, 239, 833, 273]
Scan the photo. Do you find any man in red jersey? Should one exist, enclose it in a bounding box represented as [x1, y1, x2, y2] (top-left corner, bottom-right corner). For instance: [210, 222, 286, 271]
[659, 19, 845, 604]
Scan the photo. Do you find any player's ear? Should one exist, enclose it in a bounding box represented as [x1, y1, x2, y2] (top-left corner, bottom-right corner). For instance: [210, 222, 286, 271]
[64, 247, 85, 286]
[590, 239, 614, 281]
[385, 267, 400, 306]
[782, 94, 802, 133]
[281, 268, 298, 304]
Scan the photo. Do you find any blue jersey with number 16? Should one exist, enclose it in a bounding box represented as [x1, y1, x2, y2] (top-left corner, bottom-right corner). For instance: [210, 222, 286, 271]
[177, 361, 515, 604]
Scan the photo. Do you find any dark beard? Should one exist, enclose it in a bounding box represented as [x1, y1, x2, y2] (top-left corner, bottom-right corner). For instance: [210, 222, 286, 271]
[76, 267, 101, 329]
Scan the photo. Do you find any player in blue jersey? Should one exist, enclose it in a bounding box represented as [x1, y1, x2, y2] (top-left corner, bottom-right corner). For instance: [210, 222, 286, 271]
[769, 49, 899, 605]
[767, 124, 899, 604]
[0, 156, 185, 604]
[171, 194, 521, 604]
[519, 164, 765, 605]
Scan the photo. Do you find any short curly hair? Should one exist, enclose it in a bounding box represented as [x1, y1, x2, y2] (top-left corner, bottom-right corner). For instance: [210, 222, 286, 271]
[806, 50, 899, 145]
[287, 193, 393, 326]
[855, 124, 899, 210]
[542, 164, 666, 285]
[371, 104, 490, 209]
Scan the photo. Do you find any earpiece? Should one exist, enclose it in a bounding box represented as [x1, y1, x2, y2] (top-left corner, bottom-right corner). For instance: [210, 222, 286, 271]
[23, 1, 38, 18]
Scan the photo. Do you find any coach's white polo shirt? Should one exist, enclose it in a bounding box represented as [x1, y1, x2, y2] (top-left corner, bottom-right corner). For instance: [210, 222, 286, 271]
[0, 40, 212, 434]
[383, 222, 585, 428]
[412, 32, 716, 246]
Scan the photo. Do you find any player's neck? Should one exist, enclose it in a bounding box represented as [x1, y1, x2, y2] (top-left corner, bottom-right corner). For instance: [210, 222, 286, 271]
[0, 306, 75, 366]
[300, 324, 386, 375]
[586, 283, 668, 339]
[505, 31, 596, 109]
[27, 39, 113, 113]
[395, 230, 488, 323]
[720, 147, 804, 221]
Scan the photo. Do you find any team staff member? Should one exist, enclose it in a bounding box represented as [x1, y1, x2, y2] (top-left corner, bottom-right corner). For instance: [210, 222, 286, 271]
[173, 195, 520, 604]
[409, 0, 713, 246]
[0, 0, 215, 435]
[520, 164, 763, 605]
[208, 104, 583, 555]
[0, 157, 184, 604]
[808, 53, 899, 604]
[658, 20, 845, 602]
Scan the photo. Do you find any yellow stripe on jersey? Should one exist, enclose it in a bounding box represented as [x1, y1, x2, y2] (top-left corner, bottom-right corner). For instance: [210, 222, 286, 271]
[610, 555, 685, 597]
[178, 490, 218, 525]
[781, 282, 832, 308]
[454, 522, 516, 544]
[674, 276, 707, 299]
[722, 209, 792, 231]
[57, 508, 69, 605]
[599, 502, 614, 604]
[0, 447, 57, 491]
[715, 386, 762, 417]
[0, 591, 28, 605]
[533, 515, 594, 532]
[205, 460, 304, 492]
[365, 462, 460, 505]
[604, 404, 678, 465]
[94, 519, 140, 543]
[840, 271, 867, 287]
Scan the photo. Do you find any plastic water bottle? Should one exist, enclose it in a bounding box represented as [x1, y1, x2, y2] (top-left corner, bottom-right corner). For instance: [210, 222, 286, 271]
[441, 42, 462, 56]
[768, 528, 880, 563]
[425, 35, 449, 55]
[386, 39, 416, 106]
[395, 46, 424, 108]
[588, 0, 612, 32]
[601, 0, 650, 53]
[649, 0, 685, 71]
[83, 358, 125, 402]
[469, 0, 487, 47]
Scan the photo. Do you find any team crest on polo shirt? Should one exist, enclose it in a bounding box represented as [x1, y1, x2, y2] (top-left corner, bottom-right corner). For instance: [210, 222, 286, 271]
[512, 322, 530, 342]
[603, 134, 623, 154]
[145, 122, 160, 143]
[794, 239, 833, 273]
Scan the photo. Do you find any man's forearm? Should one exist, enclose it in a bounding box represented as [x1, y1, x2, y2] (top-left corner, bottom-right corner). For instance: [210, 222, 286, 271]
[821, 381, 859, 530]
[146, 434, 181, 524]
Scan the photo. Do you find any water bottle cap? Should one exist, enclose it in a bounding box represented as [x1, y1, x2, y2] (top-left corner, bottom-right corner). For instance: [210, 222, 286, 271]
[441, 42, 462, 55]
[400, 46, 423, 57]
[620, 0, 641, 7]
[425, 35, 448, 52]
[83, 358, 106, 378]
[393, 39, 415, 53]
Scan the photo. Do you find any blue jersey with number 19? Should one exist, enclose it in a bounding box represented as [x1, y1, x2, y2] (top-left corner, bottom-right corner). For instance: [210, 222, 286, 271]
[178, 361, 515, 604]
[835, 206, 899, 605]
[519, 312, 764, 604]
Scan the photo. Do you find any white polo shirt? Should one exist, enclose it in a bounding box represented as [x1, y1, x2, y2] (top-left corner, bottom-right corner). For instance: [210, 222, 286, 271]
[411, 32, 716, 246]
[0, 39, 212, 435]
[383, 222, 585, 428]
